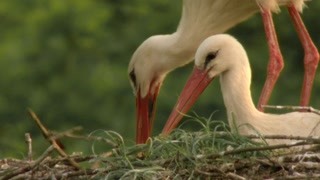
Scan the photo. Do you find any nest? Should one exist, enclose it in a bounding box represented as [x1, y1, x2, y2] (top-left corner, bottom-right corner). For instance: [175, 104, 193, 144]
[1, 109, 320, 179]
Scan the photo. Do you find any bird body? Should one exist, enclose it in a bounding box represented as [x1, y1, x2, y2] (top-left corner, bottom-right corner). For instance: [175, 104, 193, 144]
[165, 34, 320, 145]
[219, 52, 320, 138]
[129, 0, 262, 97]
[129, 0, 318, 144]
[130, 1, 308, 96]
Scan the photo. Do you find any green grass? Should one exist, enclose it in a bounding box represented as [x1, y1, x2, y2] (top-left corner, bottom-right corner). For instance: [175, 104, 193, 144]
[89, 114, 272, 179]
[2, 114, 319, 179]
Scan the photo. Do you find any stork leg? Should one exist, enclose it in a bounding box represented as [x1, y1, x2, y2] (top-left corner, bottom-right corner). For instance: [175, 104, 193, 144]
[257, 8, 284, 111]
[287, 4, 319, 107]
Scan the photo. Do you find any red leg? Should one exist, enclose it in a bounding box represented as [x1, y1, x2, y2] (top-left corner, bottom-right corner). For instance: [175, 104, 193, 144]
[287, 5, 319, 107]
[257, 7, 284, 111]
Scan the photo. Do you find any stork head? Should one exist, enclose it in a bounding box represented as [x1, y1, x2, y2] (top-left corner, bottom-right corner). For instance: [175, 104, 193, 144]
[162, 34, 245, 134]
[129, 35, 175, 144]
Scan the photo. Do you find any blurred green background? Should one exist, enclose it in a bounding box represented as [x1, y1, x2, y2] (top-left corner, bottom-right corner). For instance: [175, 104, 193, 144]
[0, 0, 319, 158]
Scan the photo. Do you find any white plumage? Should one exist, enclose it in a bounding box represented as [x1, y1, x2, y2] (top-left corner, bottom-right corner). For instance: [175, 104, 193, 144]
[164, 34, 320, 145]
[129, 0, 318, 144]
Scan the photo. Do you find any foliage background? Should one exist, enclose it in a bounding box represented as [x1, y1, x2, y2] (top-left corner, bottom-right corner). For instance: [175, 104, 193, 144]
[0, 0, 319, 157]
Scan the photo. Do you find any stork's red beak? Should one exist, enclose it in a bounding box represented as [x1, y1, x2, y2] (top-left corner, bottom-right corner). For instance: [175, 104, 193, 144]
[136, 85, 160, 144]
[162, 67, 213, 135]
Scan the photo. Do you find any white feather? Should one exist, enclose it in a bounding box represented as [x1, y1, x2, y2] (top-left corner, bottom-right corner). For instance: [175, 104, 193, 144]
[196, 34, 320, 145]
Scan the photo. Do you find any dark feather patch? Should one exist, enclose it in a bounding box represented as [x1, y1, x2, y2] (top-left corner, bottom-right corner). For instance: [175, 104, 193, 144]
[129, 69, 137, 89]
[204, 50, 219, 68]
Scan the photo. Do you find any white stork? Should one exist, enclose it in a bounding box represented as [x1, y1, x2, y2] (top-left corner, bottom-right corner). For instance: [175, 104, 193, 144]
[128, 0, 319, 144]
[163, 34, 320, 145]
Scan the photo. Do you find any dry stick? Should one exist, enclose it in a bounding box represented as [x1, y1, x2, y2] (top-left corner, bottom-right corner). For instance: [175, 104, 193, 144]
[245, 134, 320, 142]
[226, 172, 246, 180]
[198, 140, 320, 161]
[262, 105, 320, 115]
[63, 134, 118, 147]
[280, 152, 320, 163]
[2, 145, 55, 180]
[47, 169, 99, 179]
[279, 174, 320, 180]
[195, 167, 217, 176]
[27, 108, 80, 170]
[53, 126, 83, 139]
[52, 126, 121, 148]
[24, 133, 32, 162]
[55, 129, 119, 158]
[191, 131, 320, 142]
[27, 108, 64, 148]
[50, 155, 96, 167]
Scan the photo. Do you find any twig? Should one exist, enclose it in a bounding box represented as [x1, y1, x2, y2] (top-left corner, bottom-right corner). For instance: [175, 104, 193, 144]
[195, 166, 225, 177]
[2, 145, 55, 180]
[46, 155, 96, 167]
[24, 133, 32, 162]
[201, 140, 320, 160]
[53, 126, 83, 139]
[245, 134, 320, 142]
[27, 108, 80, 169]
[27, 108, 64, 148]
[187, 131, 320, 142]
[63, 134, 118, 147]
[276, 174, 320, 180]
[49, 169, 98, 179]
[226, 172, 246, 180]
[31, 146, 55, 169]
[279, 152, 320, 163]
[262, 105, 320, 115]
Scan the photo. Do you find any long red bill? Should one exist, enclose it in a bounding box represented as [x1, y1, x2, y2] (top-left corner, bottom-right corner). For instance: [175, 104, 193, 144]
[162, 67, 213, 135]
[136, 85, 160, 144]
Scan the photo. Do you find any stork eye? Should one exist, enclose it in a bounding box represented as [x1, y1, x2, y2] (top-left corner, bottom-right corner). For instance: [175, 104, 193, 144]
[204, 51, 219, 68]
[129, 69, 137, 89]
